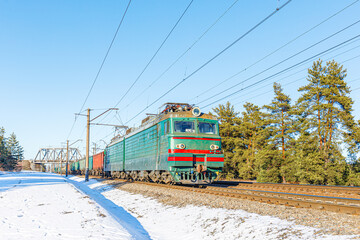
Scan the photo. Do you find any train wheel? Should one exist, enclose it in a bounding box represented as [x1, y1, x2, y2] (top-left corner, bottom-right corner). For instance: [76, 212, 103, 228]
[161, 172, 174, 184]
[143, 171, 149, 182]
[120, 171, 126, 179]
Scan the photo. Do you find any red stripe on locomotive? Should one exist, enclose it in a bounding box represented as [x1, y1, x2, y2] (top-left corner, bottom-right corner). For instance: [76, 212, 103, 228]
[172, 137, 221, 141]
[167, 156, 224, 162]
[168, 149, 222, 154]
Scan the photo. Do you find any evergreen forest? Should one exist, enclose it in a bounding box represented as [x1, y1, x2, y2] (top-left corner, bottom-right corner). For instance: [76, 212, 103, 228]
[213, 59, 360, 186]
[0, 127, 24, 170]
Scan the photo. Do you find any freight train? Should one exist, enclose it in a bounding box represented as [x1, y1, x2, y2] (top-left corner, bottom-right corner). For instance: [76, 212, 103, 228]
[67, 103, 224, 184]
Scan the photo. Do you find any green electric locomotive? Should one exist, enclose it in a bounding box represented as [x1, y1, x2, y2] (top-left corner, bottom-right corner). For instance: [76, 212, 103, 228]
[104, 103, 224, 184]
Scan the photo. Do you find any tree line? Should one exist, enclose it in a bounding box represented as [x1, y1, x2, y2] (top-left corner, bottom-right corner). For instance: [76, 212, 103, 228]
[0, 127, 24, 171]
[213, 59, 360, 186]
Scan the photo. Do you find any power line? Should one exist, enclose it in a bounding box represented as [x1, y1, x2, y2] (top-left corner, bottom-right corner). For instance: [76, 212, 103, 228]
[197, 18, 360, 105]
[90, 0, 194, 138]
[232, 53, 360, 106]
[78, 0, 132, 114]
[342, 52, 360, 63]
[113, 0, 194, 109]
[66, 0, 132, 140]
[352, 86, 360, 92]
[191, 0, 359, 102]
[93, 4, 360, 144]
[201, 34, 360, 109]
[233, 76, 305, 106]
[93, 0, 194, 131]
[124, 0, 293, 125]
[121, 0, 240, 112]
[227, 40, 360, 103]
[235, 73, 360, 107]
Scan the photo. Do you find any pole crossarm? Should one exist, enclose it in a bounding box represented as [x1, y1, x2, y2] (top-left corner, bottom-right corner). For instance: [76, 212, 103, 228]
[91, 108, 119, 122]
[90, 123, 128, 128]
[75, 107, 119, 181]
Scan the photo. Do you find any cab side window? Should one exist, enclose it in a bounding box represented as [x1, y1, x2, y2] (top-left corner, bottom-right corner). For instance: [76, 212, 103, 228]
[164, 121, 170, 134]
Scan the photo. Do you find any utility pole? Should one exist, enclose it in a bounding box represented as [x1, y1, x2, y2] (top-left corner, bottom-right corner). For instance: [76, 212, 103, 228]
[66, 140, 69, 177]
[85, 108, 90, 182]
[76, 107, 124, 182]
[60, 150, 63, 176]
[93, 143, 97, 155]
[65, 139, 82, 177]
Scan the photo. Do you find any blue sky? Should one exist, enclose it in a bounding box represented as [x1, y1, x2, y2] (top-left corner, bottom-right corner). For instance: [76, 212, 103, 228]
[1, 0, 360, 159]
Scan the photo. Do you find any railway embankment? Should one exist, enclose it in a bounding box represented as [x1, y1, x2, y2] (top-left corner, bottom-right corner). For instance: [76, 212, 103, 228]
[102, 179, 360, 236]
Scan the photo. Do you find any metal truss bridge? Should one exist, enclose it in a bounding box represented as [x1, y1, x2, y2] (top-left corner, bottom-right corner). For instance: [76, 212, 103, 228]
[33, 147, 83, 164]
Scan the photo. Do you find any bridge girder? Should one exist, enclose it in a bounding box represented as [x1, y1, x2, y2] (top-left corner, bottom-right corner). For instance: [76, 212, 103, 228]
[33, 147, 82, 163]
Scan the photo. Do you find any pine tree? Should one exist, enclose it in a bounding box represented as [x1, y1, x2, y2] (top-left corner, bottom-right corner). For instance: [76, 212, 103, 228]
[0, 128, 23, 170]
[263, 83, 294, 183]
[0, 127, 5, 153]
[213, 102, 240, 178]
[321, 60, 357, 156]
[346, 120, 360, 186]
[237, 103, 268, 180]
[296, 59, 358, 184]
[6, 133, 24, 161]
[297, 60, 326, 150]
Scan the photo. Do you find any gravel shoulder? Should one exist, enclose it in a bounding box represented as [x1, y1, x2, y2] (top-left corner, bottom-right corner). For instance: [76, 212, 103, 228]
[103, 179, 360, 237]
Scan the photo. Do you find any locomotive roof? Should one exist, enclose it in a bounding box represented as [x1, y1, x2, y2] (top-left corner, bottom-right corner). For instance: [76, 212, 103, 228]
[109, 111, 217, 146]
[160, 111, 217, 121]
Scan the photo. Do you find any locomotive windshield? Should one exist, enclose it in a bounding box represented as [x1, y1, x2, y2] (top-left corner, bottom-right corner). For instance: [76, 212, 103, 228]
[199, 122, 216, 134]
[174, 121, 195, 133]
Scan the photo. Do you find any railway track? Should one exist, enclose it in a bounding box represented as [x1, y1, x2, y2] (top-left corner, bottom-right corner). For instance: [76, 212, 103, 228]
[76, 175, 360, 215]
[213, 181, 360, 198]
[137, 182, 360, 215]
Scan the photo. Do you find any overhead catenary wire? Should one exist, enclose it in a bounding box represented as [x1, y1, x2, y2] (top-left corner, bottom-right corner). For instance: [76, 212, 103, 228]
[93, 0, 195, 130]
[113, 0, 194, 109]
[94, 28, 360, 145]
[201, 34, 360, 109]
[120, 0, 240, 112]
[197, 18, 360, 106]
[78, 0, 132, 115]
[124, 0, 293, 125]
[93, 1, 360, 143]
[227, 40, 360, 103]
[191, 0, 359, 102]
[352, 86, 360, 92]
[90, 0, 194, 140]
[66, 0, 132, 140]
[232, 53, 360, 107]
[97, 64, 360, 148]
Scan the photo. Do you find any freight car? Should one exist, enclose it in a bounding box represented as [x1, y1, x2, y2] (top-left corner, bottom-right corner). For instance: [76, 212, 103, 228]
[91, 152, 104, 175]
[71, 103, 224, 184]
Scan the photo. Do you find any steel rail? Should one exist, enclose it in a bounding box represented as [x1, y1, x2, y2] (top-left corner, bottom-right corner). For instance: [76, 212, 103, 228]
[143, 182, 360, 215]
[205, 186, 360, 206]
[213, 181, 360, 198]
[70, 175, 360, 215]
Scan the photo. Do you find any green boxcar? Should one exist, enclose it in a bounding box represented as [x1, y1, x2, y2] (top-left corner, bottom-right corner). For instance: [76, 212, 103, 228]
[125, 124, 160, 170]
[104, 140, 124, 172]
[89, 156, 93, 171]
[70, 162, 75, 172]
[79, 159, 85, 172]
[74, 161, 78, 171]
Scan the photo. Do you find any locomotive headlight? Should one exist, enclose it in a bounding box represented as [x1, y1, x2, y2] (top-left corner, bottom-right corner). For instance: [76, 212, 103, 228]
[192, 107, 201, 117]
[176, 143, 186, 149]
[210, 144, 219, 150]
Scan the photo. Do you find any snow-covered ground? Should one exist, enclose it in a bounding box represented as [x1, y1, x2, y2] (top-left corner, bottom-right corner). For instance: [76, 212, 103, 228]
[0, 172, 133, 240]
[85, 180, 357, 240]
[0, 171, 358, 240]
